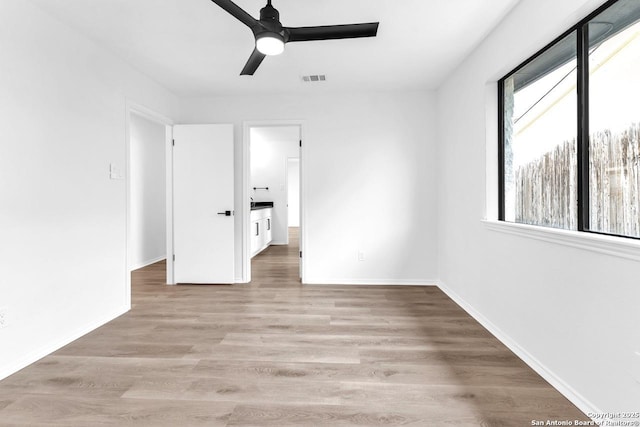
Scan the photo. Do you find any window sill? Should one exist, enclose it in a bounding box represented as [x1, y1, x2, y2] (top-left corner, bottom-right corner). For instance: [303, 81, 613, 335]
[482, 220, 640, 262]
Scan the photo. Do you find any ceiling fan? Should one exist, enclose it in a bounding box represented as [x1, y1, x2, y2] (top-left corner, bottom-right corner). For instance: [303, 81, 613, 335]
[210, 0, 380, 75]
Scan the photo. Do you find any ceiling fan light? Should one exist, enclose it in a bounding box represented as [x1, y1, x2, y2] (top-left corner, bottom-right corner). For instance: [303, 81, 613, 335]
[256, 33, 285, 56]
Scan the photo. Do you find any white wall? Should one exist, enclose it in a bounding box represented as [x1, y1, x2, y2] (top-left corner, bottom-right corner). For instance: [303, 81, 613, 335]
[250, 126, 299, 244]
[179, 90, 438, 285]
[436, 0, 640, 412]
[288, 158, 300, 227]
[130, 113, 167, 270]
[0, 0, 177, 380]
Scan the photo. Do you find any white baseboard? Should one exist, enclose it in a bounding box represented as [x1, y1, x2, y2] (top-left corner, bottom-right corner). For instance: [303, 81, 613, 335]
[437, 281, 601, 417]
[251, 243, 272, 259]
[0, 306, 129, 381]
[130, 255, 166, 271]
[304, 278, 438, 286]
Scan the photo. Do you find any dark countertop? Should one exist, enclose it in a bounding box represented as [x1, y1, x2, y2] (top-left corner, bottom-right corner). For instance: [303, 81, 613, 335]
[251, 202, 273, 211]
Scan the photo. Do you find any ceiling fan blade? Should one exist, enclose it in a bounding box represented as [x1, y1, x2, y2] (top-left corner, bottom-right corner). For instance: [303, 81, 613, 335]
[285, 22, 379, 43]
[240, 48, 267, 75]
[210, 0, 257, 28]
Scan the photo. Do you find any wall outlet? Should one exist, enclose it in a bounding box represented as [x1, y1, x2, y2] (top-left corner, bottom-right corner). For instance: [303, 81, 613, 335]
[358, 251, 366, 262]
[0, 307, 7, 329]
[632, 351, 640, 384]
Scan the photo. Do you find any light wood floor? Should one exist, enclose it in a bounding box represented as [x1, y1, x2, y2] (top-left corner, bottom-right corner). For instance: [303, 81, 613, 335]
[0, 228, 587, 426]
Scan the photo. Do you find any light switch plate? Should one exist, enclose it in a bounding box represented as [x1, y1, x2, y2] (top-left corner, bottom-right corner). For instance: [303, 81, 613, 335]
[109, 163, 124, 180]
[0, 307, 8, 329]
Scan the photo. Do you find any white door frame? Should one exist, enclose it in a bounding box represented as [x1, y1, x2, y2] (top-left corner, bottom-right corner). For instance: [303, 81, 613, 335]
[242, 120, 306, 284]
[285, 157, 301, 246]
[125, 101, 174, 307]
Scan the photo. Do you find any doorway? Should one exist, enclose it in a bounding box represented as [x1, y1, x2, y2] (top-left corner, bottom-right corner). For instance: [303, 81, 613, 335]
[243, 122, 304, 283]
[125, 104, 173, 306]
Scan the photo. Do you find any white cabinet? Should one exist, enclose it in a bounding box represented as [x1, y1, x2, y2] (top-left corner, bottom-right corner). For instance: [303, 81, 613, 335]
[250, 208, 273, 257]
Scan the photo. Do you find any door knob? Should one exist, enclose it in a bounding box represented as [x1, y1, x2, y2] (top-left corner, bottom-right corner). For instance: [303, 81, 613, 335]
[217, 211, 232, 216]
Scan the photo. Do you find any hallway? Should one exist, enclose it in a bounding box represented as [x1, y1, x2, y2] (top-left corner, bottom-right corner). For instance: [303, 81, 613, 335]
[0, 228, 587, 426]
[250, 227, 301, 288]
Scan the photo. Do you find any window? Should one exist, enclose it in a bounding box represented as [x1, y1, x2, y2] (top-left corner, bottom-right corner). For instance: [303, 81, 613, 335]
[499, 0, 640, 239]
[501, 32, 578, 230]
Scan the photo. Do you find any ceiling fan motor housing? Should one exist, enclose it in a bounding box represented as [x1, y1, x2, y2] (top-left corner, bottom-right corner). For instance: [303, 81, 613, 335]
[260, 1, 279, 23]
[258, 2, 283, 34]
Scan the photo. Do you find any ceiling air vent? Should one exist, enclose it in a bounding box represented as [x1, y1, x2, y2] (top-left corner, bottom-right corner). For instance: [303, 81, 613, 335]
[302, 75, 326, 82]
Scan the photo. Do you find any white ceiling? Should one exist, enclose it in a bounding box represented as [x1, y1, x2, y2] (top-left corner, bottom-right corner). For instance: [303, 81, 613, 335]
[28, 0, 520, 97]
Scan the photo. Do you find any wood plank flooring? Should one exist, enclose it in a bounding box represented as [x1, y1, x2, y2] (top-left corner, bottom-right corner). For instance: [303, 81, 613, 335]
[0, 228, 588, 426]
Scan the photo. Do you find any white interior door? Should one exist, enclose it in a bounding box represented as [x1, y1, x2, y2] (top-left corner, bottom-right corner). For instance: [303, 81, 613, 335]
[173, 124, 234, 284]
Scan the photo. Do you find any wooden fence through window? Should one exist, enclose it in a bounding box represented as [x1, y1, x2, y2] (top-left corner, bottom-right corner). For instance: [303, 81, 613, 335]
[515, 123, 640, 237]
